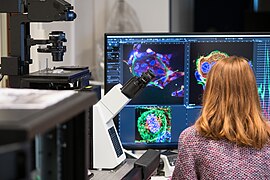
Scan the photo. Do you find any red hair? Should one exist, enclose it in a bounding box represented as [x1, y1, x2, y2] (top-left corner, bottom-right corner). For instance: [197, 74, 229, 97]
[195, 56, 270, 149]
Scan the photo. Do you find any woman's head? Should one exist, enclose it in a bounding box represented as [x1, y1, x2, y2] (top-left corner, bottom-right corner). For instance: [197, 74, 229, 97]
[204, 56, 260, 113]
[195, 56, 270, 149]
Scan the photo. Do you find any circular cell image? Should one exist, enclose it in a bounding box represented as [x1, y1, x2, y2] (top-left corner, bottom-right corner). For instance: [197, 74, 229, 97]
[136, 107, 171, 143]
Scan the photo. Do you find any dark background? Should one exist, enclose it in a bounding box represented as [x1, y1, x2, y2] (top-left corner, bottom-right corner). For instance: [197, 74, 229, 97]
[170, 0, 270, 33]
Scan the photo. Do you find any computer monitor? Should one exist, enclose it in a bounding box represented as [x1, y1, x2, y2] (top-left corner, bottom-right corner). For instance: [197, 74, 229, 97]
[104, 33, 270, 150]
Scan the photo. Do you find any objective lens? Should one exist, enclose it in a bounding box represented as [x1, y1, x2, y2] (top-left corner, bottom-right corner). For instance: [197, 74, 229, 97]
[52, 52, 64, 61]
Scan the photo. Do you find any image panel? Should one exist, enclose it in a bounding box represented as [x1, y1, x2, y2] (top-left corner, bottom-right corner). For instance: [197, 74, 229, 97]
[135, 106, 172, 143]
[122, 43, 185, 105]
[189, 42, 254, 106]
[256, 42, 270, 120]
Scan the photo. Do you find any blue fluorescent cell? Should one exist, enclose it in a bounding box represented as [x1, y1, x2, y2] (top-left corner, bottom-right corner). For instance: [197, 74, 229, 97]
[195, 71, 203, 81]
[150, 60, 156, 66]
[141, 63, 148, 68]
[134, 64, 139, 70]
[157, 69, 165, 74]
[146, 114, 160, 133]
[160, 76, 167, 82]
[201, 62, 211, 73]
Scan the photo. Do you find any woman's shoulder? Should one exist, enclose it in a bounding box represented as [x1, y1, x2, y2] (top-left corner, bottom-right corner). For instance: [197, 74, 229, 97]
[179, 126, 201, 143]
[177, 126, 207, 154]
[180, 125, 197, 136]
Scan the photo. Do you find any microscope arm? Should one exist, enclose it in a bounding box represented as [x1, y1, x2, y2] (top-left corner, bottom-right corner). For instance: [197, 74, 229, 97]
[94, 84, 130, 123]
[94, 69, 155, 123]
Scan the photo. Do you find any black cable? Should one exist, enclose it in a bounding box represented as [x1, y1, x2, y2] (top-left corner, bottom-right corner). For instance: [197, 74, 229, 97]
[0, 64, 3, 82]
[0, 74, 3, 82]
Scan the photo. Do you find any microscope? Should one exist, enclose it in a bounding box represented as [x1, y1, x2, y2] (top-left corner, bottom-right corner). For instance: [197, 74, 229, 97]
[0, 1, 96, 179]
[91, 69, 155, 169]
[0, 0, 90, 89]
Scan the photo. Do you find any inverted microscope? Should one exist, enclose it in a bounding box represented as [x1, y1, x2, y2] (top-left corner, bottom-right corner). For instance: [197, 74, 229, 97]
[0, 0, 90, 90]
[0, 1, 96, 180]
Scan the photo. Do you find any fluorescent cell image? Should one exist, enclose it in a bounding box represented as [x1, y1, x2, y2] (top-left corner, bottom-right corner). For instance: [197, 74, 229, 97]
[171, 85, 184, 97]
[124, 44, 184, 90]
[195, 50, 229, 89]
[135, 106, 172, 143]
[257, 46, 270, 120]
[189, 42, 254, 106]
[122, 43, 185, 105]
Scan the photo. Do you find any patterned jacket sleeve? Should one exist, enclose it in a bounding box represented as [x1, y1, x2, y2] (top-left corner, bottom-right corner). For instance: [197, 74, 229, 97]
[171, 128, 198, 180]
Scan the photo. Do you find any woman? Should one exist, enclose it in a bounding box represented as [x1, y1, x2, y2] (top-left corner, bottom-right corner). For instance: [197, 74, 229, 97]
[172, 56, 270, 179]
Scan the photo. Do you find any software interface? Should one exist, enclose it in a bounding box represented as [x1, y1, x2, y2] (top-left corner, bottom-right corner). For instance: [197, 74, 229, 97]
[105, 34, 270, 149]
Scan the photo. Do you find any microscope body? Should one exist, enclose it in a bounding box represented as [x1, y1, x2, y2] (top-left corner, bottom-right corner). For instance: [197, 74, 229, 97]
[0, 0, 76, 88]
[93, 84, 129, 169]
[92, 70, 155, 170]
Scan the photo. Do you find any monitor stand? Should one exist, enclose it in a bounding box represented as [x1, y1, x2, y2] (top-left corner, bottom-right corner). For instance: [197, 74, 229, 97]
[160, 150, 178, 177]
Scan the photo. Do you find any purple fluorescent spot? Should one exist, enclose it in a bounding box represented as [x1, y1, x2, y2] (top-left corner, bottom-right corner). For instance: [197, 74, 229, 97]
[134, 64, 140, 70]
[171, 85, 184, 97]
[171, 89, 184, 97]
[134, 44, 141, 50]
[169, 76, 178, 81]
[141, 63, 148, 68]
[146, 114, 160, 133]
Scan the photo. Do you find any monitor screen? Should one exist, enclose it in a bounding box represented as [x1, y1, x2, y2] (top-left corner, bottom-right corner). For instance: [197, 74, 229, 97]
[104, 33, 270, 150]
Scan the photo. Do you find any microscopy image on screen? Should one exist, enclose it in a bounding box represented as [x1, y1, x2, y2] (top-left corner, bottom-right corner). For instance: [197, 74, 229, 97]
[194, 50, 229, 90]
[135, 106, 172, 143]
[257, 44, 270, 120]
[189, 42, 254, 106]
[122, 43, 185, 105]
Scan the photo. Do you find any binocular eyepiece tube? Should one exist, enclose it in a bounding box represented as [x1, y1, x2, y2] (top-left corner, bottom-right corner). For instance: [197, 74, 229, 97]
[121, 69, 155, 99]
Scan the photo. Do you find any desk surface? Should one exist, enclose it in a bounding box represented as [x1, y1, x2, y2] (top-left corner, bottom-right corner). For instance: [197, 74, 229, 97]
[89, 159, 169, 180]
[0, 91, 97, 145]
[90, 159, 136, 180]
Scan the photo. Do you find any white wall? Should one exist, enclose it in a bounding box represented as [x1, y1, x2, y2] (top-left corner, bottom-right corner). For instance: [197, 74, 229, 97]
[0, 14, 7, 87]
[30, 0, 169, 82]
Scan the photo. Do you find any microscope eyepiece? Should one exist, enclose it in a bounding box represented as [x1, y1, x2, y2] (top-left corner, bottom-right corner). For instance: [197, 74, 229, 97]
[139, 69, 155, 85]
[121, 69, 155, 99]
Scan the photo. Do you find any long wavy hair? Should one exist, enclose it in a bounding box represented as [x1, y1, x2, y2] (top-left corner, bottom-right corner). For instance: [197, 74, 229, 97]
[195, 56, 270, 149]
